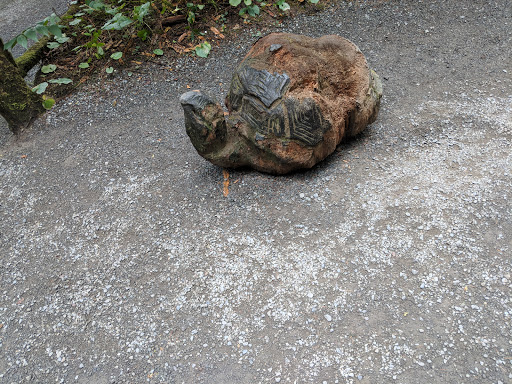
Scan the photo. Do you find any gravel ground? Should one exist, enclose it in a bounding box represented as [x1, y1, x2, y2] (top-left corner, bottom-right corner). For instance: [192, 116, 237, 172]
[1, 0, 512, 383]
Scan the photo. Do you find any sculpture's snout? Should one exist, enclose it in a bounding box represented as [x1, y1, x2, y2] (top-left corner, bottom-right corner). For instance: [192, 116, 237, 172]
[180, 90, 227, 155]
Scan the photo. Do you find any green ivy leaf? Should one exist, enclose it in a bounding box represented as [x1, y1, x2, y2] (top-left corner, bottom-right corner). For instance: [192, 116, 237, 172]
[17, 35, 28, 50]
[41, 64, 57, 73]
[4, 37, 17, 50]
[49, 78, 73, 84]
[23, 28, 38, 42]
[42, 97, 56, 110]
[110, 51, 123, 60]
[134, 2, 151, 22]
[87, 0, 107, 11]
[32, 82, 48, 94]
[278, 1, 290, 11]
[35, 24, 50, 37]
[69, 18, 82, 26]
[247, 4, 260, 16]
[55, 35, 70, 44]
[137, 29, 149, 41]
[47, 42, 61, 49]
[153, 48, 163, 56]
[43, 13, 61, 26]
[102, 13, 133, 30]
[105, 7, 118, 16]
[195, 41, 211, 58]
[79, 62, 90, 68]
[187, 11, 195, 24]
[309, 0, 319, 3]
[106, 66, 114, 74]
[244, 0, 252, 5]
[97, 46, 104, 56]
[230, 0, 242, 6]
[48, 24, 63, 38]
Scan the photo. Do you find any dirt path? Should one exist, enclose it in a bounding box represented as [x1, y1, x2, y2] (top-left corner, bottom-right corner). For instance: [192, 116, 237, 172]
[1, 1, 511, 383]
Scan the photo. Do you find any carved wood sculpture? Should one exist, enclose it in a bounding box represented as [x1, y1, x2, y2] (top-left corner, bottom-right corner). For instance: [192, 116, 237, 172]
[180, 33, 383, 174]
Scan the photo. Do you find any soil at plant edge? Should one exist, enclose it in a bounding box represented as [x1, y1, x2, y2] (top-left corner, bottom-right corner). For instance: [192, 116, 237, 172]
[0, 1, 511, 383]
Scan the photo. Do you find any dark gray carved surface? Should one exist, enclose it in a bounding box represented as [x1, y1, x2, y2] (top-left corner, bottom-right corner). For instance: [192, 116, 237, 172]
[180, 90, 215, 111]
[284, 98, 330, 145]
[228, 64, 290, 110]
[238, 94, 330, 146]
[227, 63, 331, 146]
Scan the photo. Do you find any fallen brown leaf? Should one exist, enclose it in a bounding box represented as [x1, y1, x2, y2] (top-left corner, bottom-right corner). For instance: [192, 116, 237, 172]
[223, 170, 230, 197]
[178, 31, 190, 43]
[170, 44, 185, 54]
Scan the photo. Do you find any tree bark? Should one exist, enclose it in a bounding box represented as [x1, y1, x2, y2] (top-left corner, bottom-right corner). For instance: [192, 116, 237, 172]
[0, 38, 45, 134]
[15, 36, 50, 78]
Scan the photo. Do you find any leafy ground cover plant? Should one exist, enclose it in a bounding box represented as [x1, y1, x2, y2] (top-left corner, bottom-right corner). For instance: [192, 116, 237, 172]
[3, 0, 323, 104]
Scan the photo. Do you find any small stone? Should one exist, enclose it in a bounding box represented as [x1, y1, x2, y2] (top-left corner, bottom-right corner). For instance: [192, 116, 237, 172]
[324, 314, 332, 322]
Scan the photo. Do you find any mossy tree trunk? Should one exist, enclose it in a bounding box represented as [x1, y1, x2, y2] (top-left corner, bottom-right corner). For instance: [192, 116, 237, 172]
[15, 36, 50, 78]
[0, 5, 79, 134]
[0, 38, 45, 134]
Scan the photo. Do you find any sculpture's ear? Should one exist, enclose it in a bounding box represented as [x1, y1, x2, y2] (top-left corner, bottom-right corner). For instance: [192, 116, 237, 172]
[180, 90, 227, 154]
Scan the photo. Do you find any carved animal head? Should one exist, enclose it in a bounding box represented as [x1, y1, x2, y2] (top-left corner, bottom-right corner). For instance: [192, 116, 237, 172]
[180, 90, 227, 155]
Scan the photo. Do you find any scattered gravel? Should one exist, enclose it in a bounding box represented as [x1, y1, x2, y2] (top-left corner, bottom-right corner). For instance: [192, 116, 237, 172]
[1, 0, 511, 383]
